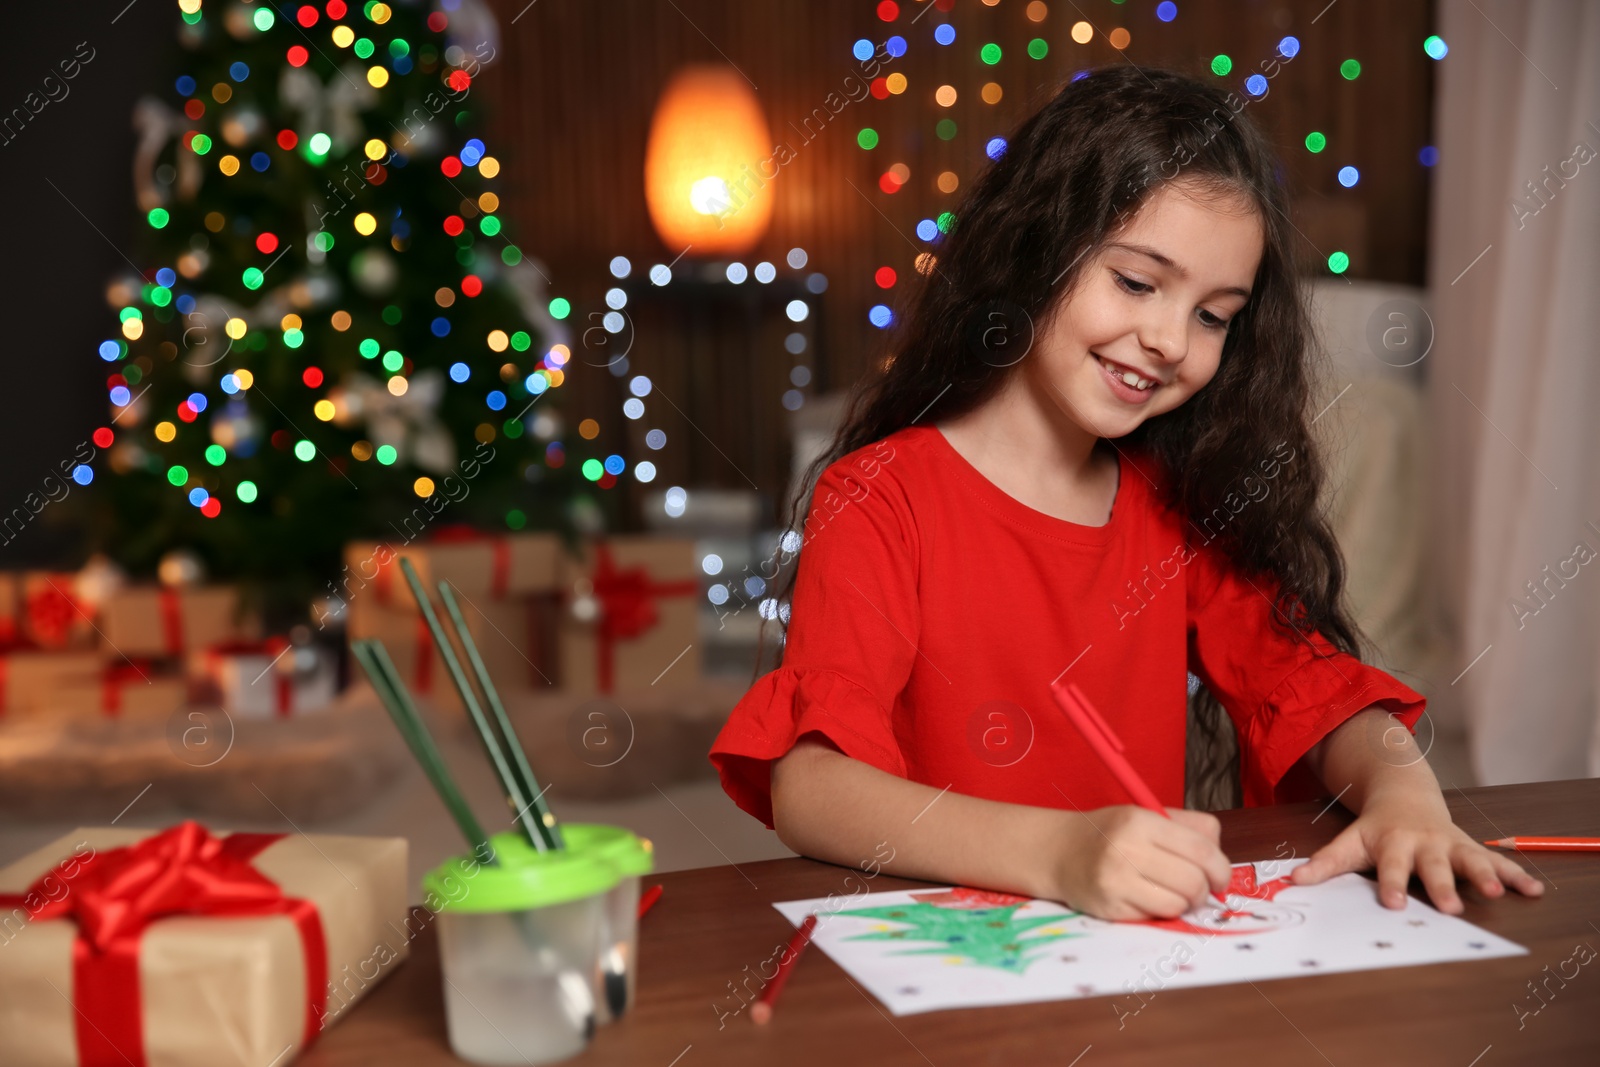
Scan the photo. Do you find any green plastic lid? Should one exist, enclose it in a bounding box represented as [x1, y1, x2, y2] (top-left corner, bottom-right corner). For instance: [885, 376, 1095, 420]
[560, 822, 655, 879]
[422, 831, 619, 913]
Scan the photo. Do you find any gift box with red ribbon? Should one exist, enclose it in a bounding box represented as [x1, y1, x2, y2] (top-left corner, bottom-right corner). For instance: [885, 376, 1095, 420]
[350, 595, 561, 713]
[0, 822, 409, 1067]
[343, 527, 564, 609]
[559, 536, 702, 695]
[19, 572, 97, 651]
[191, 640, 338, 719]
[100, 586, 258, 660]
[345, 529, 564, 713]
[0, 647, 187, 721]
[0, 649, 103, 716]
[69, 662, 189, 720]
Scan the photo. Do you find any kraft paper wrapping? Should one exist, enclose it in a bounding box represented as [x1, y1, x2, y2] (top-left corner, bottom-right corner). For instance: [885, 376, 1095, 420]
[0, 827, 409, 1067]
[349, 594, 559, 715]
[343, 531, 564, 608]
[100, 587, 257, 659]
[0, 571, 21, 643]
[0, 651, 103, 715]
[558, 538, 702, 696]
[52, 671, 188, 721]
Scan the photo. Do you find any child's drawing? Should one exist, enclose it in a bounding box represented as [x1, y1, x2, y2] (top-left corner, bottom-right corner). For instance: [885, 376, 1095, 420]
[835, 886, 1084, 972]
[773, 859, 1527, 1016]
[1111, 861, 1305, 938]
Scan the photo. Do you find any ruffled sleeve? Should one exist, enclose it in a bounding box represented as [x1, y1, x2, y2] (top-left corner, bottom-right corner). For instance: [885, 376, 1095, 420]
[710, 443, 917, 829]
[1186, 537, 1427, 807]
[711, 667, 910, 828]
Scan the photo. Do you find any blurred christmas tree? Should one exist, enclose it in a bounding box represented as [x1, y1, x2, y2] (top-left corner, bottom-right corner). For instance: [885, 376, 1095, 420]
[84, 0, 585, 624]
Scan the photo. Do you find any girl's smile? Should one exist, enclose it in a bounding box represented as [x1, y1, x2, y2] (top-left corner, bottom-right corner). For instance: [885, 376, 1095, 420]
[1092, 350, 1165, 404]
[940, 177, 1264, 525]
[1037, 178, 1265, 439]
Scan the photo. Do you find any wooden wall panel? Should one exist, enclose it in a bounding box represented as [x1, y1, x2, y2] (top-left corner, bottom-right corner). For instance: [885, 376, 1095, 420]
[481, 0, 1434, 520]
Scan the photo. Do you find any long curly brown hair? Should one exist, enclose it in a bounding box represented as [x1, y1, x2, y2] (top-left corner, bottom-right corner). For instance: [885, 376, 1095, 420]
[759, 65, 1367, 812]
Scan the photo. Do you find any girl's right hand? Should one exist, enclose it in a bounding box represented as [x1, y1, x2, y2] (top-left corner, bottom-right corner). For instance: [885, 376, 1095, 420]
[1051, 806, 1233, 920]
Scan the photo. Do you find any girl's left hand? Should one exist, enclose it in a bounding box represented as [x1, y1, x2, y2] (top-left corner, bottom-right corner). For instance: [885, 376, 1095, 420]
[1287, 799, 1546, 914]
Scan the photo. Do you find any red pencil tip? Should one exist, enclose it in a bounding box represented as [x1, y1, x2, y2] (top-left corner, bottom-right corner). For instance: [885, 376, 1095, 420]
[637, 883, 664, 919]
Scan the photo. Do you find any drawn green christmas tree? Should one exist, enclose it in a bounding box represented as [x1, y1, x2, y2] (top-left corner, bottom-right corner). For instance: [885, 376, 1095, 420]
[835, 900, 1083, 973]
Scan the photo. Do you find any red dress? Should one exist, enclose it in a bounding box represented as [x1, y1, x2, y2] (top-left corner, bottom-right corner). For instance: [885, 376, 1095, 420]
[709, 425, 1426, 829]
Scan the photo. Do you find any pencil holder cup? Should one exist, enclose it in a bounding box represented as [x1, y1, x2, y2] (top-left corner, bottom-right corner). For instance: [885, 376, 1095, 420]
[560, 823, 654, 1024]
[424, 833, 619, 1067]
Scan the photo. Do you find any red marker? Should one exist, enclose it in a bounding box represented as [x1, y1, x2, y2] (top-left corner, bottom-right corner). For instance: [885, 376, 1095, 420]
[751, 914, 818, 1025]
[637, 883, 664, 918]
[1052, 679, 1229, 907]
[1484, 837, 1600, 852]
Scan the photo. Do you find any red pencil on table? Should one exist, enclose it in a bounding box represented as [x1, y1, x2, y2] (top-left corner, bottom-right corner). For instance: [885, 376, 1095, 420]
[637, 883, 664, 918]
[1484, 837, 1600, 852]
[1051, 679, 1230, 907]
[751, 914, 818, 1025]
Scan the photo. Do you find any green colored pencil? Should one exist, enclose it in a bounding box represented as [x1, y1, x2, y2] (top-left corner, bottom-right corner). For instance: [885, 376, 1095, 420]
[439, 580, 564, 849]
[397, 557, 551, 852]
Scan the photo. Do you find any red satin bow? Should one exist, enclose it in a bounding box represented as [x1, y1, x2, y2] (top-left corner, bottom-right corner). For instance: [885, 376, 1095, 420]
[0, 821, 327, 1066]
[24, 583, 78, 649]
[589, 543, 697, 692]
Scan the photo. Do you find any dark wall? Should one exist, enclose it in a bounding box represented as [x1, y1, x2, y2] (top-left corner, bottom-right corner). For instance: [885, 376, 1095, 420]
[482, 0, 1437, 507]
[0, 3, 177, 566]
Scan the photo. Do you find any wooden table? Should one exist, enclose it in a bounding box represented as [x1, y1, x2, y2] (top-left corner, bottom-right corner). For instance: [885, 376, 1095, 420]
[305, 778, 1600, 1064]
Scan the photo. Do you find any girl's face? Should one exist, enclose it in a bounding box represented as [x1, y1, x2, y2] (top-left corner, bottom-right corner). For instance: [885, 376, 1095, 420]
[1026, 180, 1264, 438]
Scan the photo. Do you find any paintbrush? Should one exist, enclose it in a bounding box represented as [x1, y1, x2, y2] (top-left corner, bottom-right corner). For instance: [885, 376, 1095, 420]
[351, 638, 498, 866]
[397, 557, 551, 852]
[439, 579, 564, 849]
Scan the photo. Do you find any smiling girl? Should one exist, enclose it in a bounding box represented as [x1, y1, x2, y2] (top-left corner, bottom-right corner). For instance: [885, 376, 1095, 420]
[709, 67, 1544, 921]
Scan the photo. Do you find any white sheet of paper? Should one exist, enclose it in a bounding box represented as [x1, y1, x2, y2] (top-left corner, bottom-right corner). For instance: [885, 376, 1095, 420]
[772, 859, 1527, 1016]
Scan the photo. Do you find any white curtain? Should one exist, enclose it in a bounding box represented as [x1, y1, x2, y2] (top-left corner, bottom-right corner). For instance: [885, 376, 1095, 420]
[1426, 1, 1600, 783]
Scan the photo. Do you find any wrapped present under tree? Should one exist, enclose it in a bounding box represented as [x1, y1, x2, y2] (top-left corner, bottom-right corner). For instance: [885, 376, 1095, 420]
[346, 531, 564, 713]
[343, 527, 564, 610]
[18, 572, 98, 651]
[559, 537, 702, 696]
[191, 639, 339, 720]
[100, 584, 259, 661]
[0, 650, 103, 718]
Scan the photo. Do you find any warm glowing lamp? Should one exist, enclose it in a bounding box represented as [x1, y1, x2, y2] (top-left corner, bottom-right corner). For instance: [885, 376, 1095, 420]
[644, 64, 773, 255]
